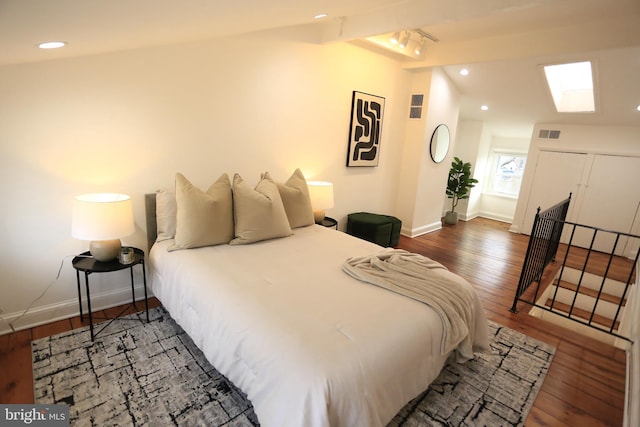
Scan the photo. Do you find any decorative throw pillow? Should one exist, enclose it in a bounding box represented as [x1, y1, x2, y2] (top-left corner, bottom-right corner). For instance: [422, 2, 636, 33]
[168, 173, 234, 251]
[155, 189, 177, 242]
[230, 173, 292, 245]
[263, 169, 314, 228]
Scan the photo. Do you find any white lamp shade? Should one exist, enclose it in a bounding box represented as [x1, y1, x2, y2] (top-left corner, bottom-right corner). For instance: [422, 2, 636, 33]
[307, 181, 334, 210]
[72, 193, 135, 241]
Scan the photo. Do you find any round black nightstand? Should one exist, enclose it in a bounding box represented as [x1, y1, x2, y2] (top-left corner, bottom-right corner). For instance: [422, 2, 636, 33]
[319, 217, 338, 229]
[72, 247, 149, 341]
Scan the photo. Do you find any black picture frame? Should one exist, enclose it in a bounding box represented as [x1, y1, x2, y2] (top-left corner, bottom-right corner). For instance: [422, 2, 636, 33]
[346, 91, 385, 167]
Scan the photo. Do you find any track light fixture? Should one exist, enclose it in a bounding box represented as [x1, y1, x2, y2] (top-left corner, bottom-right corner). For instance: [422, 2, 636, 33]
[415, 37, 426, 55]
[386, 29, 438, 56]
[399, 31, 410, 48]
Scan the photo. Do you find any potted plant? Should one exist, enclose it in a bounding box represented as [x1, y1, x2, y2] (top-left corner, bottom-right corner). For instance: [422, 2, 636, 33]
[445, 157, 478, 225]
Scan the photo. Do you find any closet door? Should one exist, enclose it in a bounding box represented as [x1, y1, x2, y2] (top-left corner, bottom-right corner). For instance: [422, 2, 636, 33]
[574, 155, 640, 257]
[521, 151, 587, 235]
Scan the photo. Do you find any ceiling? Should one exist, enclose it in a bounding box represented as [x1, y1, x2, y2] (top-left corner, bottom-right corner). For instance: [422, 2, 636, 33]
[1, 0, 639, 137]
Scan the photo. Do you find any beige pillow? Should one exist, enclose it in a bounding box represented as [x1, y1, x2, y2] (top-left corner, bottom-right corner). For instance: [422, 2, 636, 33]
[264, 169, 314, 228]
[168, 173, 234, 251]
[155, 189, 177, 242]
[230, 173, 292, 245]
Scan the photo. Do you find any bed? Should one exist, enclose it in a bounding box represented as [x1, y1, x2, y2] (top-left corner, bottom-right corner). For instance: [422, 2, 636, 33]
[146, 171, 489, 427]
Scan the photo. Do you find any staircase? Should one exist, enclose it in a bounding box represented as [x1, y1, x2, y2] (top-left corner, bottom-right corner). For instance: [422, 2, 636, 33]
[530, 267, 631, 347]
[511, 194, 639, 350]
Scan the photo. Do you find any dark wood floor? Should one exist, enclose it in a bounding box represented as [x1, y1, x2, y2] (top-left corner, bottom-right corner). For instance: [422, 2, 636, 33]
[0, 298, 162, 406]
[397, 217, 627, 427]
[0, 217, 627, 426]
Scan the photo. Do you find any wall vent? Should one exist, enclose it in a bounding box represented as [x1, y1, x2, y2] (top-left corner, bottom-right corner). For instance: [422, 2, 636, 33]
[409, 94, 423, 119]
[538, 129, 561, 139]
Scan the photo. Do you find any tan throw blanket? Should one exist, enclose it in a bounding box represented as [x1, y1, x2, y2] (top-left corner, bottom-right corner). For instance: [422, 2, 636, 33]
[343, 248, 478, 360]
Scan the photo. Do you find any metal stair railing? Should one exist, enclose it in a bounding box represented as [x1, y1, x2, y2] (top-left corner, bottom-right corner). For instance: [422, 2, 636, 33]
[510, 194, 572, 313]
[511, 195, 639, 342]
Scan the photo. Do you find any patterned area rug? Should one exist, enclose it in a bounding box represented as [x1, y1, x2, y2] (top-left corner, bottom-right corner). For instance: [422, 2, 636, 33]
[32, 307, 554, 426]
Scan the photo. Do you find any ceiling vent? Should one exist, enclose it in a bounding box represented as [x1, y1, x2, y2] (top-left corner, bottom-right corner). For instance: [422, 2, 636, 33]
[538, 129, 561, 139]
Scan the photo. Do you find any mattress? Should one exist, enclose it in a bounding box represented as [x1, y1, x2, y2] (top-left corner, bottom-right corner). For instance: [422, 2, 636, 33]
[149, 224, 489, 427]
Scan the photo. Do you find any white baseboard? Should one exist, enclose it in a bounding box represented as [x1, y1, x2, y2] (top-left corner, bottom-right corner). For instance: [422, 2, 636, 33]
[461, 211, 479, 222]
[402, 221, 443, 238]
[624, 263, 639, 427]
[508, 224, 521, 233]
[0, 284, 153, 336]
[625, 340, 639, 427]
[477, 212, 513, 224]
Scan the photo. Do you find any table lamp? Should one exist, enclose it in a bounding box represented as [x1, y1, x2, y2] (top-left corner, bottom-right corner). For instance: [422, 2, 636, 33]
[72, 193, 135, 262]
[307, 181, 334, 223]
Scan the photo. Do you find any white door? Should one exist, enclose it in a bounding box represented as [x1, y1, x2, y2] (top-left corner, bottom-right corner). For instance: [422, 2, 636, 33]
[521, 150, 587, 235]
[574, 155, 640, 257]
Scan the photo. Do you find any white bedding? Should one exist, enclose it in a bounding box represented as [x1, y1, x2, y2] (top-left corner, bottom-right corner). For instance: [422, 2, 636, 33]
[149, 224, 489, 427]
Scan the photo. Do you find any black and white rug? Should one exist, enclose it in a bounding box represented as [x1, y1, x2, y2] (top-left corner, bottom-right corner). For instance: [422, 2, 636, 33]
[32, 307, 554, 426]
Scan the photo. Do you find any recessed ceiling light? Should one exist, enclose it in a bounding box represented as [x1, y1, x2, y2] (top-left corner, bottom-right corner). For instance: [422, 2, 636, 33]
[313, 13, 328, 19]
[460, 69, 469, 76]
[636, 105, 640, 112]
[38, 41, 66, 49]
[481, 105, 489, 111]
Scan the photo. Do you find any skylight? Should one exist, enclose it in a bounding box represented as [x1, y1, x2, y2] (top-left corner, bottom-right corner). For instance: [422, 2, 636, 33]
[543, 61, 595, 113]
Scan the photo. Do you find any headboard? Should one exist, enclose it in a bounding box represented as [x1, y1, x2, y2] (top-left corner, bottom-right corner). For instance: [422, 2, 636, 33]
[145, 193, 158, 251]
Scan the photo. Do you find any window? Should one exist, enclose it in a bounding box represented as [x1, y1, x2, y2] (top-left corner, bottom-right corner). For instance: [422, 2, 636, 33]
[487, 152, 527, 197]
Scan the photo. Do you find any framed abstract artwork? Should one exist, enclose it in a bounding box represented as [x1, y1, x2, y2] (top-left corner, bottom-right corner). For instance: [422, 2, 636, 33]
[346, 91, 385, 167]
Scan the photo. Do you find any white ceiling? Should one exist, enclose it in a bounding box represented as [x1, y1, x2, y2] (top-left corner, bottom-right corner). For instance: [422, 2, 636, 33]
[1, 0, 639, 136]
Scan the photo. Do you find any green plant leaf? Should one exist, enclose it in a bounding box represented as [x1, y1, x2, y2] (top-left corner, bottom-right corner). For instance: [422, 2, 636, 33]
[445, 157, 479, 214]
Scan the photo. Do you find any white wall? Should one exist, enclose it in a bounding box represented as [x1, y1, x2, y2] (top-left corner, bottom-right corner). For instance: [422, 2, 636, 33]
[396, 68, 460, 236]
[478, 135, 530, 222]
[449, 120, 533, 224]
[511, 123, 640, 233]
[394, 70, 432, 233]
[624, 259, 640, 427]
[447, 120, 488, 220]
[0, 28, 416, 333]
[411, 68, 460, 235]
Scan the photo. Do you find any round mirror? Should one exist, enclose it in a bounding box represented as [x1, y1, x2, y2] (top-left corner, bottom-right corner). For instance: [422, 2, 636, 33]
[429, 124, 450, 163]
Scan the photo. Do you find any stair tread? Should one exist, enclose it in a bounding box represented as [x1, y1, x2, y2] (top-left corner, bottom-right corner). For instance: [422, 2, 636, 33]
[555, 279, 626, 306]
[544, 299, 620, 331]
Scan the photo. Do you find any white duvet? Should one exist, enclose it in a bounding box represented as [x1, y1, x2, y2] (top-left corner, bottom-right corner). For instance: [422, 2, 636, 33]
[149, 225, 489, 427]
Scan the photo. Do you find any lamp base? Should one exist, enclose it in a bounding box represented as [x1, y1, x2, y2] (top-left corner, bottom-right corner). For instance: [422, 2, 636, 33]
[90, 239, 121, 262]
[313, 209, 326, 224]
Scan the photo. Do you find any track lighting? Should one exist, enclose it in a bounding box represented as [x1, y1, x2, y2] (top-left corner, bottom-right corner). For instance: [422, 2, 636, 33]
[415, 37, 425, 55]
[385, 29, 438, 56]
[399, 31, 410, 48]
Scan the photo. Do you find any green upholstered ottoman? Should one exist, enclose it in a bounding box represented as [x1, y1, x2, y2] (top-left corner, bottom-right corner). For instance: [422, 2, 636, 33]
[346, 212, 402, 247]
